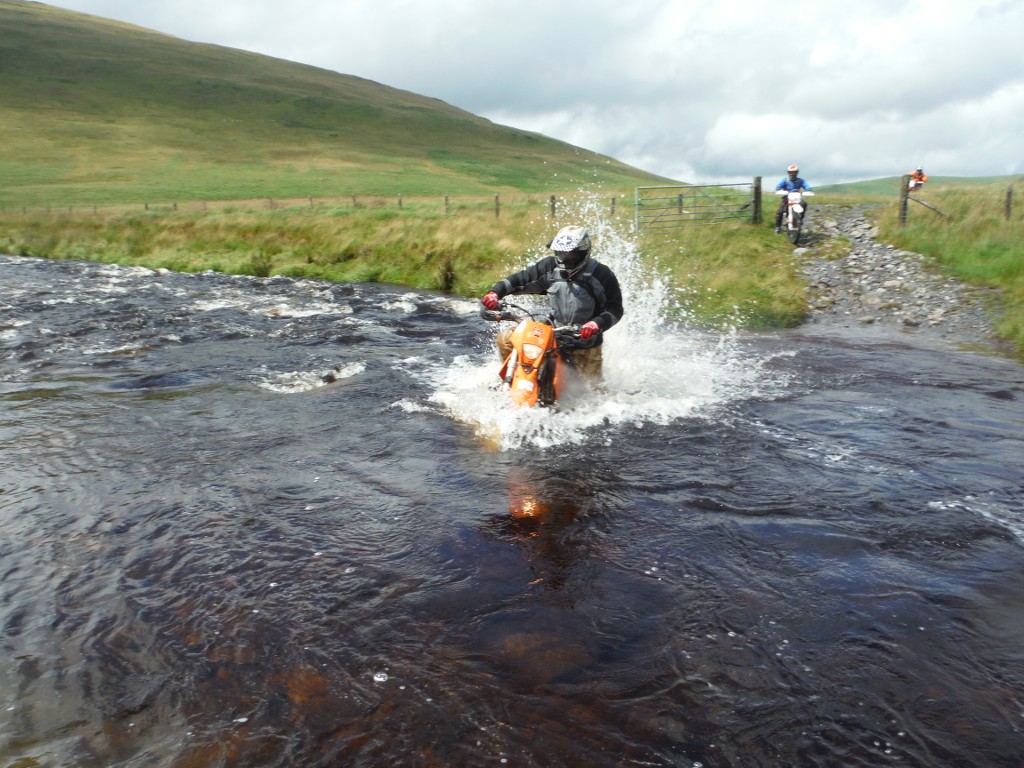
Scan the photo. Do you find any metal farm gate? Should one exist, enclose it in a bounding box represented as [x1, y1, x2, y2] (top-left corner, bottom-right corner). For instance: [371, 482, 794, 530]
[634, 178, 762, 231]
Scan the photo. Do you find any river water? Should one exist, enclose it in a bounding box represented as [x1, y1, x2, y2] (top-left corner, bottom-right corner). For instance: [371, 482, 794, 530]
[1, 221, 1023, 767]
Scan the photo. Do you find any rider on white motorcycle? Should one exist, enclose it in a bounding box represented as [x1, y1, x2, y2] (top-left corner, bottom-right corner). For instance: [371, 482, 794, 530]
[480, 226, 623, 381]
[774, 164, 813, 233]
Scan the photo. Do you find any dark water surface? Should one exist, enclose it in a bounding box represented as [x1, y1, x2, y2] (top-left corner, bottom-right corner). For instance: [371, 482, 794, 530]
[2, 253, 1023, 767]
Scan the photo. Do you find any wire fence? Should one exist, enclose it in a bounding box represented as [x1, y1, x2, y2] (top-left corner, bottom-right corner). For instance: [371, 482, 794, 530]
[0, 192, 627, 221]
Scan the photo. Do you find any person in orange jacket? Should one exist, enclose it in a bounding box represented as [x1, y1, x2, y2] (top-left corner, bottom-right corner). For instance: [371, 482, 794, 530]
[908, 166, 928, 192]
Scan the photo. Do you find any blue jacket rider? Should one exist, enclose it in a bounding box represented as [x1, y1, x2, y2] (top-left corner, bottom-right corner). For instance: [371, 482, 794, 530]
[481, 225, 623, 380]
[774, 164, 812, 232]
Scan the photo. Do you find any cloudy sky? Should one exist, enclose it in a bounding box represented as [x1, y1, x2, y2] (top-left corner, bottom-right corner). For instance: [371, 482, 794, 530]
[45, 0, 1024, 185]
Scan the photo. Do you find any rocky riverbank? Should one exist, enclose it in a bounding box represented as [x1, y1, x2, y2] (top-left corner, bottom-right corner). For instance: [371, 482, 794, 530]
[796, 205, 1012, 356]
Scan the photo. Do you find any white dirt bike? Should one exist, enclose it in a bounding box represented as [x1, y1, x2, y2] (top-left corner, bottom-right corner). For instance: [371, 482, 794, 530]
[776, 189, 814, 245]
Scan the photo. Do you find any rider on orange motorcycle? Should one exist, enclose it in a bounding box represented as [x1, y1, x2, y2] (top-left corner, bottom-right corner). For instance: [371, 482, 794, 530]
[480, 226, 623, 380]
[774, 164, 813, 233]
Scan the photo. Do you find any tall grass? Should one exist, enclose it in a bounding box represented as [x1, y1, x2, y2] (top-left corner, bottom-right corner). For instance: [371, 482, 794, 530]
[640, 223, 807, 328]
[1, 196, 606, 296]
[0, 194, 809, 329]
[875, 185, 1024, 352]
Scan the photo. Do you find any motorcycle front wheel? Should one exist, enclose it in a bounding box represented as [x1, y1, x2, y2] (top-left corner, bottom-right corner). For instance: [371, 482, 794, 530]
[787, 216, 802, 245]
[537, 358, 557, 406]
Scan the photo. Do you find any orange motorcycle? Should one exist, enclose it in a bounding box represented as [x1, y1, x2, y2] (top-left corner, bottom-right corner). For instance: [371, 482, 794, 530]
[481, 301, 581, 408]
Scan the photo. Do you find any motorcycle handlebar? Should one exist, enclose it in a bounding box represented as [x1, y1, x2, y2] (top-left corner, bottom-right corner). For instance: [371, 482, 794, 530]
[480, 300, 539, 322]
[479, 307, 519, 322]
[479, 303, 581, 336]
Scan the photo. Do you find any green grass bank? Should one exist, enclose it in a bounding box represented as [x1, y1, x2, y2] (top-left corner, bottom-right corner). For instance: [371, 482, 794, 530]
[2, 187, 1021, 360]
[874, 183, 1024, 354]
[0, 193, 810, 331]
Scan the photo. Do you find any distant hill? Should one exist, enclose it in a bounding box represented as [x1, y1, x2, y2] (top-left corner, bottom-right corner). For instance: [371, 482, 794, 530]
[0, 0, 676, 206]
[818, 176, 1023, 196]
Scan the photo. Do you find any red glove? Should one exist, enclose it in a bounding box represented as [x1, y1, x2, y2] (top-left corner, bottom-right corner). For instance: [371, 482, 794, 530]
[481, 291, 500, 311]
[579, 321, 600, 340]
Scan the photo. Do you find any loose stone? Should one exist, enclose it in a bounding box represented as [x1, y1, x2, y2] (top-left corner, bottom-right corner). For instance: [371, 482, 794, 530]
[797, 205, 1006, 354]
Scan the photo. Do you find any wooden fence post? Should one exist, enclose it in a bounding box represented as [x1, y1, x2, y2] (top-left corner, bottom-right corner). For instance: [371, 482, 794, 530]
[898, 175, 910, 227]
[494, 194, 500, 219]
[752, 177, 762, 224]
[1006, 185, 1013, 221]
[549, 195, 556, 218]
[444, 195, 450, 215]
[610, 196, 616, 216]
[398, 194, 403, 210]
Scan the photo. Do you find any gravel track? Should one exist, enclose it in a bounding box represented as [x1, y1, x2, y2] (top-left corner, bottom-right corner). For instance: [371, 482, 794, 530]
[794, 204, 1015, 357]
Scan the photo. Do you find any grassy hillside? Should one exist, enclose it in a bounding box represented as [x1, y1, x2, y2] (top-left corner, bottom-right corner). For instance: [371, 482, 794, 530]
[0, 0, 674, 207]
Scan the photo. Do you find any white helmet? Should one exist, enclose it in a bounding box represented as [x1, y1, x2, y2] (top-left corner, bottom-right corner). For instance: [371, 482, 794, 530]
[548, 225, 591, 254]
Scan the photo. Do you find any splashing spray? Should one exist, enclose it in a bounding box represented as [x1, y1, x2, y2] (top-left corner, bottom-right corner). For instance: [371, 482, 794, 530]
[429, 193, 786, 450]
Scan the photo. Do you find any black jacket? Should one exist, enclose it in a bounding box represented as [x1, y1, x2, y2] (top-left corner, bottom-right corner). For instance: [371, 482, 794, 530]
[490, 256, 623, 344]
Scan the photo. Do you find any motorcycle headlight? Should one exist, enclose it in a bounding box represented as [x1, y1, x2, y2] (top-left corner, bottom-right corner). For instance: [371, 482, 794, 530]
[521, 343, 543, 360]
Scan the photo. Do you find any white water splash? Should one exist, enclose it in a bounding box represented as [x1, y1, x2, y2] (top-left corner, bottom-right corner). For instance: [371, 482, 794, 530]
[931, 496, 1024, 545]
[191, 292, 351, 319]
[428, 194, 790, 450]
[255, 361, 366, 393]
